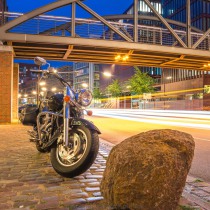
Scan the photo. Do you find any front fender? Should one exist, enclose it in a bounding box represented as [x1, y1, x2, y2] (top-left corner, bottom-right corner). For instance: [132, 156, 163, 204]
[70, 118, 101, 134]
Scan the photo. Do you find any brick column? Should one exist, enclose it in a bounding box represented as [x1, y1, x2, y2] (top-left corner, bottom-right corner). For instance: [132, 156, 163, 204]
[0, 46, 14, 124]
[12, 63, 19, 122]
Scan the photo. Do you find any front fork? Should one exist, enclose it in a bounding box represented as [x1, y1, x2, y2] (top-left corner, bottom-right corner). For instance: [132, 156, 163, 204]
[63, 86, 71, 147]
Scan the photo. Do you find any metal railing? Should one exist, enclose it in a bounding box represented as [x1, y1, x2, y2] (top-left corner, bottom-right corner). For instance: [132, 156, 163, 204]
[0, 12, 209, 51]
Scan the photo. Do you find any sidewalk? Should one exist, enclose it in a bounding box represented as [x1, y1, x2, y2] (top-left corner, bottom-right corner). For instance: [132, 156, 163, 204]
[0, 124, 210, 210]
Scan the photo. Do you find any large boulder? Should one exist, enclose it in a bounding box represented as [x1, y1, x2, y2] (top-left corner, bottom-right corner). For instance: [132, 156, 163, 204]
[100, 129, 195, 210]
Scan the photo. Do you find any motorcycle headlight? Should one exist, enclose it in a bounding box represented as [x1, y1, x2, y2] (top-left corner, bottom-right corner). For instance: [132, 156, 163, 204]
[77, 89, 93, 107]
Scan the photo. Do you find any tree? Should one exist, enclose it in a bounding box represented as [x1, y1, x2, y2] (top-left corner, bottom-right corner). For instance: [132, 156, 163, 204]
[128, 66, 155, 95]
[92, 88, 102, 99]
[106, 79, 122, 97]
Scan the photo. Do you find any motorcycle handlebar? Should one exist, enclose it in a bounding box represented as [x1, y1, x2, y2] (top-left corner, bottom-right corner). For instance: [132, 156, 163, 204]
[30, 70, 46, 73]
[30, 68, 70, 87]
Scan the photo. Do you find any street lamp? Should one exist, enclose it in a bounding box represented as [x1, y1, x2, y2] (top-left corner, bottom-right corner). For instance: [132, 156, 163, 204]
[103, 72, 112, 77]
[41, 87, 47, 91]
[162, 70, 172, 110]
[51, 87, 57, 92]
[39, 81, 46, 86]
[103, 71, 112, 97]
[82, 83, 88, 88]
[32, 90, 37, 95]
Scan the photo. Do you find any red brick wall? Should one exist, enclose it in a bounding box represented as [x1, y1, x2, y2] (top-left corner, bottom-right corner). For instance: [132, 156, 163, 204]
[0, 48, 13, 123]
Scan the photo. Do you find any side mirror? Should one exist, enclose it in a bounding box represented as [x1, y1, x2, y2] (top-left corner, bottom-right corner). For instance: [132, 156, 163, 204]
[34, 56, 47, 66]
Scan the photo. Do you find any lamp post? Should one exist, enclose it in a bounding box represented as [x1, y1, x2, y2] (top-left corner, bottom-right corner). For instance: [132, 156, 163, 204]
[103, 71, 112, 97]
[126, 85, 131, 109]
[162, 69, 172, 110]
[103, 71, 113, 107]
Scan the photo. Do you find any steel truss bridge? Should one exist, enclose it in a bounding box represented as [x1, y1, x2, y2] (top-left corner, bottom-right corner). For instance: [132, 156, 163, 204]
[0, 0, 209, 70]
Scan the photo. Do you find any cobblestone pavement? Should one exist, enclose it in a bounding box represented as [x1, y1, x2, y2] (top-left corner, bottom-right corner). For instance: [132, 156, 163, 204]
[0, 124, 210, 210]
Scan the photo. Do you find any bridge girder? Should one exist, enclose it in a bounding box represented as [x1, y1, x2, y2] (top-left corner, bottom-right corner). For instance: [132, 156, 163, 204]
[4, 33, 210, 70]
[0, 0, 209, 70]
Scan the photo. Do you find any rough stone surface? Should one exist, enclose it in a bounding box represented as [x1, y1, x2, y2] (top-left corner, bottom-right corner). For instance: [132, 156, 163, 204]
[100, 129, 195, 210]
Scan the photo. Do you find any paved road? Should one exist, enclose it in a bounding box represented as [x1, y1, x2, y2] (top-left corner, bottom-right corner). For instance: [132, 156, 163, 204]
[0, 124, 107, 209]
[86, 110, 210, 182]
[0, 124, 210, 209]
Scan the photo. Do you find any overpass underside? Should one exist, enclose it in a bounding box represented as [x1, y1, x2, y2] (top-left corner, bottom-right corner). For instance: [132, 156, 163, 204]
[7, 34, 210, 70]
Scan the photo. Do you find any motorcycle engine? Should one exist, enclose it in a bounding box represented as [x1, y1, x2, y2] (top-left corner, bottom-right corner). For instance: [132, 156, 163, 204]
[48, 93, 64, 112]
[40, 115, 52, 143]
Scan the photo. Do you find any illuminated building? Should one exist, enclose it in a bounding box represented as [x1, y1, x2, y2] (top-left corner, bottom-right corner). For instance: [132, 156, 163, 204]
[73, 62, 100, 92]
[162, 0, 210, 31]
[160, 0, 210, 110]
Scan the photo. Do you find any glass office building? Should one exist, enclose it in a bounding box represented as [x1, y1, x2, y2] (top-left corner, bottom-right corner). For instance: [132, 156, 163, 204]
[125, 0, 162, 15]
[162, 0, 210, 31]
[160, 0, 210, 110]
[124, 0, 163, 27]
[160, 0, 210, 83]
[73, 62, 100, 92]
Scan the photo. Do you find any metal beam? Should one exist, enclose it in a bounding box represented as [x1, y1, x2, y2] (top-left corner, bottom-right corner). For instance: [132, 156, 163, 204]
[13, 55, 204, 70]
[118, 26, 133, 40]
[186, 0, 191, 48]
[0, 0, 80, 32]
[143, 0, 187, 48]
[161, 55, 185, 66]
[77, 1, 133, 42]
[102, 14, 203, 33]
[1, 33, 210, 59]
[192, 28, 210, 49]
[71, 2, 76, 37]
[1, 0, 5, 25]
[63, 45, 73, 59]
[134, 0, 138, 42]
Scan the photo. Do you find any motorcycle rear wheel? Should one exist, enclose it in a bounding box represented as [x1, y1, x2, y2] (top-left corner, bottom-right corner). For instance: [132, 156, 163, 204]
[50, 125, 99, 178]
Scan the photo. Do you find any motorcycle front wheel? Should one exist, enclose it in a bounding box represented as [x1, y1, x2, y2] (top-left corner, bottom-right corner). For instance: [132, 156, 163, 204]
[50, 125, 99, 178]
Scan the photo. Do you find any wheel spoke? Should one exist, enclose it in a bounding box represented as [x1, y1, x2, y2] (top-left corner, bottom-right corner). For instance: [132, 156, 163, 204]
[56, 128, 88, 167]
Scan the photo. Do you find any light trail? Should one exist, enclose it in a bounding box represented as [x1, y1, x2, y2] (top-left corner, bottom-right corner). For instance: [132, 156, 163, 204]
[91, 109, 210, 130]
[195, 138, 210, 142]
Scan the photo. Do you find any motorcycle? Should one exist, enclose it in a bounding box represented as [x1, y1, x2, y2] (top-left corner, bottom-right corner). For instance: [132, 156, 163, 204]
[20, 56, 100, 178]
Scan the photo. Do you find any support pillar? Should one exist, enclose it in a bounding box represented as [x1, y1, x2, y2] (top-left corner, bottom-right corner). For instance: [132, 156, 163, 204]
[13, 63, 19, 122]
[0, 46, 18, 124]
[89, 63, 94, 92]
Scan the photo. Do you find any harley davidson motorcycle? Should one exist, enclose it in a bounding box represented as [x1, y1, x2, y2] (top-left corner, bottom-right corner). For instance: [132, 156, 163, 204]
[20, 57, 100, 178]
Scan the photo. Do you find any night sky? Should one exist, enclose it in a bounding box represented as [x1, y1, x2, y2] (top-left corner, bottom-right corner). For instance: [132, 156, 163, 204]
[7, 0, 133, 67]
[7, 0, 133, 16]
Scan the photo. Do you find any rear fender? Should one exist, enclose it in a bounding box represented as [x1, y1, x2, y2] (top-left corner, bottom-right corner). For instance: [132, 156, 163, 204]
[70, 118, 101, 134]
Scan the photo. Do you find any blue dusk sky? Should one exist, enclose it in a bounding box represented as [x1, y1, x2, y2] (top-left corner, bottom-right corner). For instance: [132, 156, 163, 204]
[7, 0, 133, 67]
[7, 0, 133, 16]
